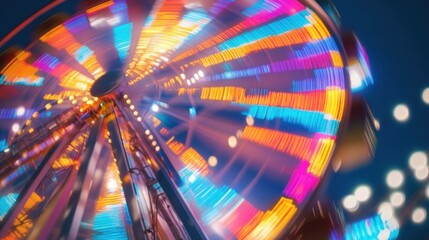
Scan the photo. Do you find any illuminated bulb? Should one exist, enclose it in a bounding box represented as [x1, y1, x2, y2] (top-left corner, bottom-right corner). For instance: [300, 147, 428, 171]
[194, 73, 199, 80]
[11, 123, 20, 133]
[151, 104, 159, 112]
[130, 105, 135, 110]
[151, 141, 157, 146]
[236, 130, 243, 138]
[148, 135, 153, 140]
[342, 195, 359, 212]
[246, 116, 254, 126]
[137, 117, 142, 122]
[69, 96, 74, 100]
[198, 70, 204, 77]
[354, 185, 372, 202]
[411, 207, 426, 224]
[414, 166, 429, 181]
[349, 69, 363, 90]
[28, 128, 34, 134]
[94, 97, 99, 101]
[145, 130, 150, 135]
[57, 98, 64, 104]
[16, 106, 25, 117]
[83, 97, 89, 102]
[228, 136, 238, 148]
[87, 100, 94, 105]
[72, 100, 77, 105]
[208, 156, 218, 167]
[393, 104, 409, 122]
[191, 78, 195, 83]
[180, 73, 186, 79]
[155, 146, 160, 151]
[25, 119, 31, 126]
[108, 139, 112, 144]
[32, 112, 39, 119]
[123, 94, 128, 99]
[377, 229, 390, 240]
[389, 191, 405, 208]
[4, 148, 10, 153]
[378, 202, 394, 221]
[107, 178, 118, 193]
[186, 79, 191, 85]
[133, 111, 138, 116]
[386, 170, 404, 188]
[422, 88, 429, 104]
[126, 99, 131, 104]
[188, 174, 196, 183]
[374, 118, 380, 131]
[409, 151, 428, 170]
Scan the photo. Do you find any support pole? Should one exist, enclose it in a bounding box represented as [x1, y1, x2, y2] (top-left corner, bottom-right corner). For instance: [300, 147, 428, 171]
[27, 160, 79, 240]
[59, 119, 104, 240]
[106, 112, 150, 240]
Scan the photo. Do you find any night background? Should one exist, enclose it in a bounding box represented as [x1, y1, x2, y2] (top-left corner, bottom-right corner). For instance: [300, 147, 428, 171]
[1, 0, 429, 239]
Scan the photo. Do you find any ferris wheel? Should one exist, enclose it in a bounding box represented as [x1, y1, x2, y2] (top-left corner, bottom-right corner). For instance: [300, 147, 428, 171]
[0, 0, 373, 239]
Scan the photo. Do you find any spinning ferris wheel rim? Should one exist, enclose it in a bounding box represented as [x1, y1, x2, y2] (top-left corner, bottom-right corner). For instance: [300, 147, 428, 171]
[0, 0, 369, 239]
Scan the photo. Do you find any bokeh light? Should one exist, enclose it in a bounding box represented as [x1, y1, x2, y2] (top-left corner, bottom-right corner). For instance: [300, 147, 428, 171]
[16, 106, 25, 117]
[386, 170, 404, 188]
[354, 185, 372, 202]
[422, 88, 429, 105]
[11, 123, 19, 133]
[378, 202, 395, 221]
[227, 136, 237, 148]
[393, 104, 409, 122]
[411, 207, 427, 224]
[207, 156, 218, 167]
[389, 191, 405, 208]
[414, 166, 429, 181]
[409, 151, 428, 170]
[343, 195, 359, 212]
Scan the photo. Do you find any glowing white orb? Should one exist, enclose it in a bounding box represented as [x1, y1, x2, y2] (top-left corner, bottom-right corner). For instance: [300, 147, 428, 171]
[386, 170, 404, 188]
[228, 136, 238, 148]
[422, 88, 429, 104]
[411, 207, 426, 224]
[342, 195, 359, 212]
[409, 151, 428, 170]
[16, 106, 25, 117]
[393, 104, 409, 122]
[208, 156, 218, 167]
[354, 185, 372, 202]
[389, 191, 405, 208]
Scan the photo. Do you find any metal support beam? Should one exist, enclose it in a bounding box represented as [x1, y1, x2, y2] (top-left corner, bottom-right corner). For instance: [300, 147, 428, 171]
[106, 111, 150, 240]
[0, 133, 75, 238]
[114, 98, 205, 239]
[27, 160, 79, 240]
[59, 119, 104, 240]
[156, 169, 206, 240]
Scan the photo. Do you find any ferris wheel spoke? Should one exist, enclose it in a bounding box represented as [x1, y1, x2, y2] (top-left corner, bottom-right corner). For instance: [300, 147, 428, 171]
[57, 119, 105, 239]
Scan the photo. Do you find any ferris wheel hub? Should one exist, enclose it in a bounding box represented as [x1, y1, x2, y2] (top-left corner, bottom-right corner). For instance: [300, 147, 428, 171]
[90, 70, 123, 97]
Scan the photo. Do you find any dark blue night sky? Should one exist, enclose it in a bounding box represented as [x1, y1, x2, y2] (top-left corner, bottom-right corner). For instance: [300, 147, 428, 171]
[329, 0, 429, 238]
